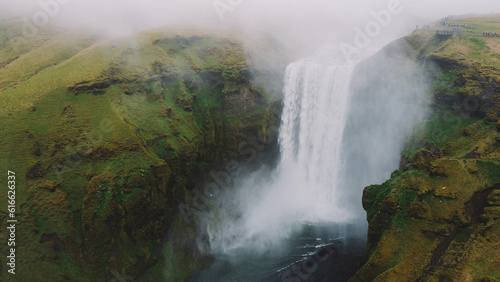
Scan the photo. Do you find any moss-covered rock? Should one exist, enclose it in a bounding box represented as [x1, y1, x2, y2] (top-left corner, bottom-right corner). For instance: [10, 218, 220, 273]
[352, 16, 500, 282]
[0, 21, 285, 281]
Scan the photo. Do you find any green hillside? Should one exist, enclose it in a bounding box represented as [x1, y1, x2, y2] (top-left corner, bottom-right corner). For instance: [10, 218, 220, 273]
[0, 19, 284, 281]
[353, 15, 500, 281]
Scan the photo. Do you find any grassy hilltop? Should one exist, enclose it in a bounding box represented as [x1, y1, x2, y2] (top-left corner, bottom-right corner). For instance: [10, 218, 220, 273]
[0, 19, 285, 281]
[352, 15, 500, 281]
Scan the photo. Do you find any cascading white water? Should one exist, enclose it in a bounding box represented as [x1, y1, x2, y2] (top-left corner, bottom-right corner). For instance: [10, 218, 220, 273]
[204, 58, 364, 255]
[278, 60, 357, 219]
[194, 46, 428, 281]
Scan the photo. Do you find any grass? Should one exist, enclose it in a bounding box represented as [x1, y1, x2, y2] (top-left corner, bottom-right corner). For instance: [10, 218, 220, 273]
[467, 37, 488, 50]
[0, 20, 279, 281]
[406, 15, 500, 69]
[355, 15, 500, 282]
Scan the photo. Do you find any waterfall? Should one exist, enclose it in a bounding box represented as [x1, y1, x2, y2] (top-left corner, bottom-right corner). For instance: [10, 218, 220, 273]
[194, 46, 428, 281]
[204, 57, 365, 255]
[279, 61, 356, 218]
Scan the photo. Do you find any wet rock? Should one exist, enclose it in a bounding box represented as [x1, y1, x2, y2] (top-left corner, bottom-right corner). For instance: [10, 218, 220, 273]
[38, 180, 60, 192]
[40, 233, 65, 252]
[418, 186, 433, 196]
[26, 161, 44, 180]
[463, 126, 472, 136]
[225, 87, 267, 114]
[426, 142, 443, 158]
[68, 79, 115, 95]
[412, 143, 442, 171]
[434, 185, 460, 199]
[27, 131, 42, 157]
[410, 200, 432, 219]
[421, 224, 453, 237]
[487, 190, 500, 206]
[382, 194, 399, 213]
[158, 108, 173, 118]
[481, 207, 500, 221]
[461, 147, 480, 159]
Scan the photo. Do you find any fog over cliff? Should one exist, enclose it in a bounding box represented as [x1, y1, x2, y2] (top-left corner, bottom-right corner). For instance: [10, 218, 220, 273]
[2, 0, 500, 57]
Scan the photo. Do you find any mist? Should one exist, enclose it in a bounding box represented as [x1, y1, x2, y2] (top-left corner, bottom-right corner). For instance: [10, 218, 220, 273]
[192, 34, 432, 281]
[2, 0, 500, 59]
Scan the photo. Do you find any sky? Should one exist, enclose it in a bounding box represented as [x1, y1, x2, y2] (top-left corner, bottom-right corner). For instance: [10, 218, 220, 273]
[1, 0, 500, 58]
[2, 0, 499, 33]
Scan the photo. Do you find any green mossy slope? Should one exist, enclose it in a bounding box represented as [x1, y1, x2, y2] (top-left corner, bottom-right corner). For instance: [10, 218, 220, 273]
[0, 21, 283, 281]
[353, 16, 500, 281]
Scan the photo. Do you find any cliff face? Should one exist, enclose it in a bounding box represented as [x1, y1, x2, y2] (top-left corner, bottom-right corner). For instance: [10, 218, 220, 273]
[0, 22, 284, 281]
[352, 16, 500, 281]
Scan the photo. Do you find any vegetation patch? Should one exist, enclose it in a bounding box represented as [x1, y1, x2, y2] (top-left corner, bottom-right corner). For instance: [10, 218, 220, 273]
[353, 15, 500, 282]
[0, 22, 285, 281]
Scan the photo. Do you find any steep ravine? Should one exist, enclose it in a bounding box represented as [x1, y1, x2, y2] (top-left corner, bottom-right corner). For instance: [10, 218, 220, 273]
[352, 17, 500, 281]
[2, 15, 499, 282]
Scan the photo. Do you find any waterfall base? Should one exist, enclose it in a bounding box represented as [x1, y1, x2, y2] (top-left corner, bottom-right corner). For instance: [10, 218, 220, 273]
[191, 222, 366, 282]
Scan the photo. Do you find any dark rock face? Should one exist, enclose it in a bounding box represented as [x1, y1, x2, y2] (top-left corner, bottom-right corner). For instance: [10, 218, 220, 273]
[412, 145, 441, 171]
